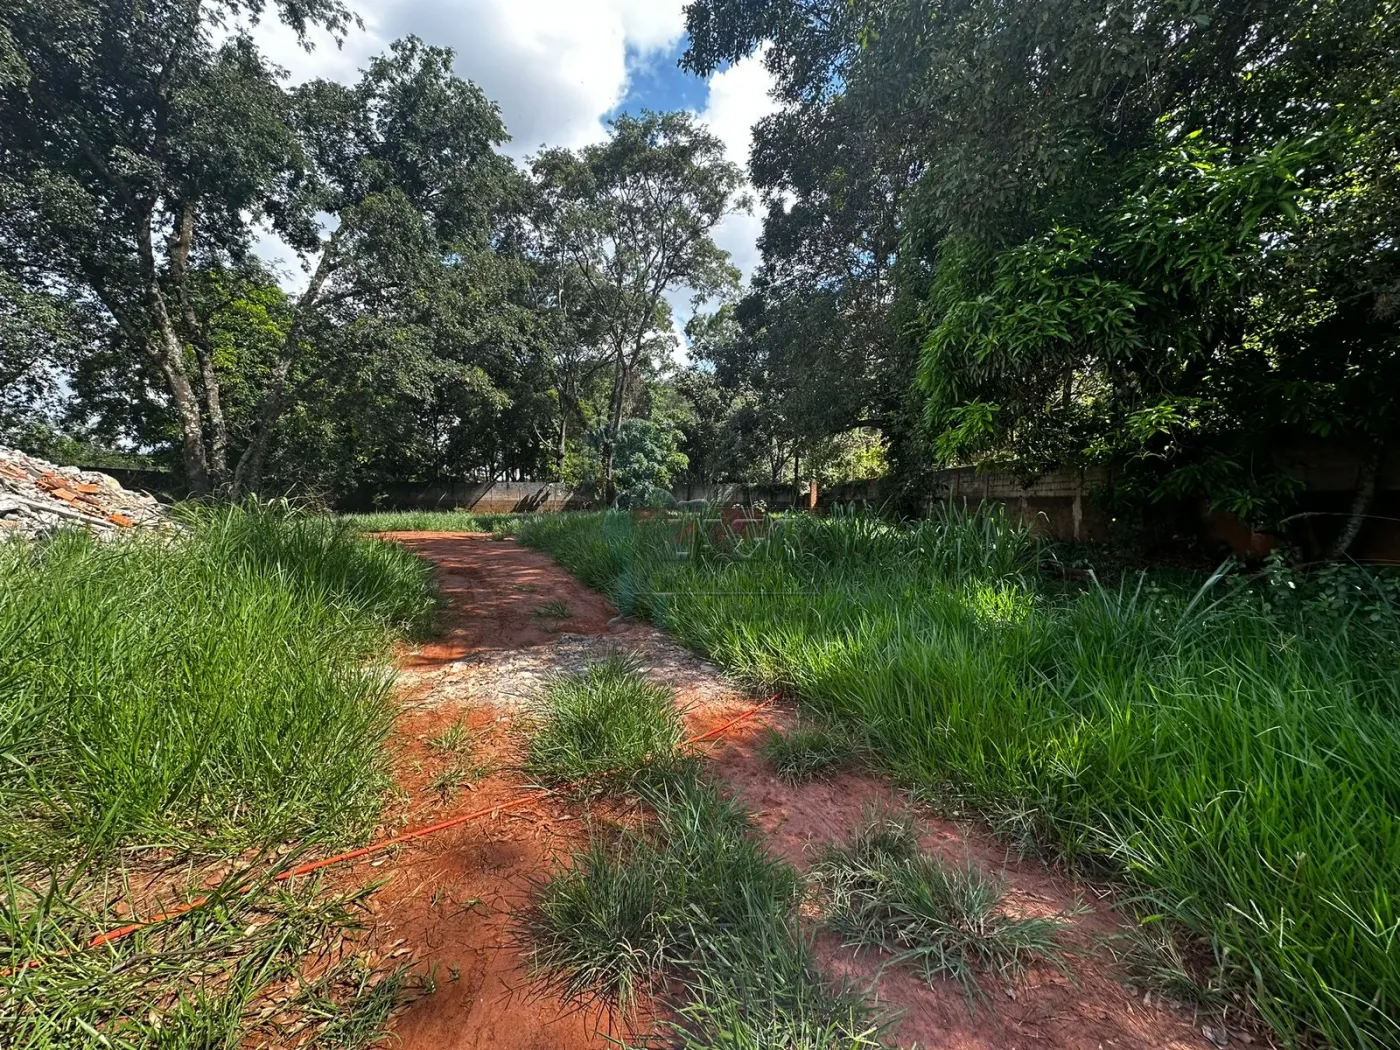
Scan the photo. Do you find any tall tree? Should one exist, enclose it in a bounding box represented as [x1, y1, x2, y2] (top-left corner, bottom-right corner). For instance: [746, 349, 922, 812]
[230, 36, 517, 494]
[0, 5, 515, 496]
[0, 0, 349, 492]
[532, 111, 744, 501]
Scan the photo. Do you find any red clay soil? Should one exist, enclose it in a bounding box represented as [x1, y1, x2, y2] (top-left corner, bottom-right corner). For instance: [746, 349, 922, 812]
[386, 532, 619, 667]
[694, 704, 1221, 1050]
[357, 533, 629, 1050]
[357, 533, 1230, 1050]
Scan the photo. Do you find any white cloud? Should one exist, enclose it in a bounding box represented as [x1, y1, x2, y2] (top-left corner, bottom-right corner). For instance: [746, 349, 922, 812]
[248, 1, 687, 155]
[692, 49, 777, 285]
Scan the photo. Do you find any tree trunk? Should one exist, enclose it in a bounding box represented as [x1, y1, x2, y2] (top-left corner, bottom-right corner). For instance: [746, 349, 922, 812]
[151, 330, 212, 497]
[137, 214, 210, 495]
[601, 346, 628, 504]
[231, 239, 337, 497]
[169, 202, 229, 488]
[194, 343, 228, 486]
[1330, 443, 1383, 560]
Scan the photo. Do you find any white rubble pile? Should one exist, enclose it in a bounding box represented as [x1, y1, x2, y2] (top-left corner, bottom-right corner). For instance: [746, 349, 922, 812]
[0, 447, 173, 542]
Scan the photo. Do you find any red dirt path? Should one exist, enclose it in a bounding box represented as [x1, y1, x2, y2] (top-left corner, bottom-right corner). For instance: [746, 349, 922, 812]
[361, 534, 626, 1050]
[358, 533, 1229, 1050]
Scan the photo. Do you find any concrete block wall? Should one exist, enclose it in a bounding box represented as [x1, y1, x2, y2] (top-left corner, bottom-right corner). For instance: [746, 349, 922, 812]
[935, 465, 1114, 542]
[361, 480, 589, 514]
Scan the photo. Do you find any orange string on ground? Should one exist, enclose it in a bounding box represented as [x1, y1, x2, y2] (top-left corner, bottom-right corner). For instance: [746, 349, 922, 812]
[4, 695, 778, 975]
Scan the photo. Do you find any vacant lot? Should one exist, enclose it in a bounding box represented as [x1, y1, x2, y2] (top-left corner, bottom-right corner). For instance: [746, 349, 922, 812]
[518, 509, 1400, 1050]
[6, 507, 1394, 1050]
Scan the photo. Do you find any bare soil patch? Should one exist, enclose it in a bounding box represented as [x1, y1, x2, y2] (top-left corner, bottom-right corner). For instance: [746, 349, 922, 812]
[360, 533, 1222, 1050]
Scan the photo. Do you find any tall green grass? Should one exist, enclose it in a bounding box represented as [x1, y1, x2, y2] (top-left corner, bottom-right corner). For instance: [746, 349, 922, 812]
[2, 504, 436, 1048]
[0, 504, 436, 857]
[342, 509, 518, 534]
[518, 509, 1400, 1050]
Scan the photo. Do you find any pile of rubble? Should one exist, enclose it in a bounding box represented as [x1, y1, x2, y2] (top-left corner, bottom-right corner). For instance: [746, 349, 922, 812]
[0, 447, 173, 542]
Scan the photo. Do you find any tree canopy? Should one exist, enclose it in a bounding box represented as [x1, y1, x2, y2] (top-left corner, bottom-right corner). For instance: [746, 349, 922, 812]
[682, 0, 1400, 540]
[3, 0, 1398, 554]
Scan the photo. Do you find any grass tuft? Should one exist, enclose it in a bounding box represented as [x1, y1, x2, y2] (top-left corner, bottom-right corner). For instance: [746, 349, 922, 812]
[523, 768, 884, 1044]
[523, 658, 686, 792]
[758, 721, 856, 784]
[428, 716, 474, 755]
[654, 921, 887, 1049]
[810, 809, 1076, 999]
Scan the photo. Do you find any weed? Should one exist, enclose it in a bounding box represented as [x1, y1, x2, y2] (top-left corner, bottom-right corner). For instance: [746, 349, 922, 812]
[1108, 917, 1226, 1008]
[0, 504, 434, 1048]
[428, 716, 474, 755]
[758, 721, 856, 783]
[294, 956, 414, 1048]
[652, 921, 886, 1050]
[0, 860, 406, 1049]
[533, 599, 571, 621]
[810, 809, 1076, 999]
[430, 760, 483, 802]
[524, 768, 882, 1044]
[524, 658, 686, 792]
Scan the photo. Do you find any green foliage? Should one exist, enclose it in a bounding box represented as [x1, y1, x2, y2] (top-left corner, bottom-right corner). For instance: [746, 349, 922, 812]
[341, 510, 517, 534]
[0, 504, 434, 857]
[655, 921, 886, 1049]
[682, 0, 1400, 530]
[532, 111, 744, 500]
[524, 771, 796, 1005]
[0, 503, 430, 1048]
[0, 6, 534, 496]
[522, 510, 1400, 1049]
[608, 417, 688, 508]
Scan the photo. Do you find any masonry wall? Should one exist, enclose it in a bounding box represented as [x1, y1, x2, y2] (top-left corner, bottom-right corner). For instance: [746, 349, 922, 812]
[91, 443, 1400, 559]
[344, 480, 590, 514]
[932, 465, 1115, 543]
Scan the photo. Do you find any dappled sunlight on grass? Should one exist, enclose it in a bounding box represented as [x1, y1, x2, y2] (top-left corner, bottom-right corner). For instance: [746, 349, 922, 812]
[519, 509, 1400, 1049]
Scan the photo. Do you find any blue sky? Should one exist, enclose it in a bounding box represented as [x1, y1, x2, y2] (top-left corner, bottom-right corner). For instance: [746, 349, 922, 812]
[614, 41, 712, 117]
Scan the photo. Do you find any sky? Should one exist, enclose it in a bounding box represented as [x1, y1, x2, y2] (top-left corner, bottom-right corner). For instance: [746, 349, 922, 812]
[247, 0, 779, 354]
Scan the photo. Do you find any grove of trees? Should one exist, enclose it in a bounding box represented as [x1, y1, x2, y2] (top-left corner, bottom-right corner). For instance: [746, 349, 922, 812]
[3, 0, 1398, 534]
[0, 0, 757, 505]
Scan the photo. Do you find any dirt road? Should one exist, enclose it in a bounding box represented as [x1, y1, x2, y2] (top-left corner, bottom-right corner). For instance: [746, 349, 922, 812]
[362, 533, 1212, 1050]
